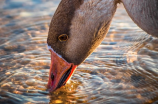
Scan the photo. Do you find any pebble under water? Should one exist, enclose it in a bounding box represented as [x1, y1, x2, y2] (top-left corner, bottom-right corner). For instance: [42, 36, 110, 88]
[0, 0, 158, 104]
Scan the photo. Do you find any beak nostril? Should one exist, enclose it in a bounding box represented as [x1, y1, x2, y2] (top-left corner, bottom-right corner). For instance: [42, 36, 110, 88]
[51, 73, 54, 80]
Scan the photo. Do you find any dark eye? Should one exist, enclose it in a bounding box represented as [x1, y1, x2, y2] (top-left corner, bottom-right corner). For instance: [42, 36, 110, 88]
[58, 34, 68, 42]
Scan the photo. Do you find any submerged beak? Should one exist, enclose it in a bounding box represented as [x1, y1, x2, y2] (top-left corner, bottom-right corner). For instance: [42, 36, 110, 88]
[47, 49, 77, 92]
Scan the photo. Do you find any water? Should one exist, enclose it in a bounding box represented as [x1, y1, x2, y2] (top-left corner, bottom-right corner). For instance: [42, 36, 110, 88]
[0, 0, 158, 104]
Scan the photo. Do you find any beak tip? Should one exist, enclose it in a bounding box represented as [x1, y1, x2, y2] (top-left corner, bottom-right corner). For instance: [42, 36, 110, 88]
[47, 50, 77, 92]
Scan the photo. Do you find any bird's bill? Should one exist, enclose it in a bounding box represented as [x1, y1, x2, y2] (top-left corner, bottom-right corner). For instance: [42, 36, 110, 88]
[47, 49, 77, 92]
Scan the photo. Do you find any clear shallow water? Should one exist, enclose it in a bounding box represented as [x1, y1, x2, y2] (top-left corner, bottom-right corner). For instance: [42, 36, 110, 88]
[0, 0, 158, 104]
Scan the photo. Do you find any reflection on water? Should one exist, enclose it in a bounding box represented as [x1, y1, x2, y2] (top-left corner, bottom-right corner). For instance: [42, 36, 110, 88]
[0, 0, 158, 104]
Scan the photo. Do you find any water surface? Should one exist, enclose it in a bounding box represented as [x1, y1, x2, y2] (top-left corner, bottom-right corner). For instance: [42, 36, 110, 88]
[0, 0, 158, 104]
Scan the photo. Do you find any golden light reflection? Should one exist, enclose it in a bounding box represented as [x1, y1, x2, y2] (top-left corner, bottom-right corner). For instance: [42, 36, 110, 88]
[125, 51, 137, 63]
[5, 72, 11, 75]
[109, 33, 115, 42]
[13, 90, 22, 94]
[54, 100, 63, 103]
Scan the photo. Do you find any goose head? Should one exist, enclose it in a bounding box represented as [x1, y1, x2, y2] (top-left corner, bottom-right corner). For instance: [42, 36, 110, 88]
[47, 0, 117, 91]
[47, 0, 158, 92]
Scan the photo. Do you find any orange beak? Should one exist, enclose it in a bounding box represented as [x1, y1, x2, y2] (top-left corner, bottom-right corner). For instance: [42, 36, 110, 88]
[47, 49, 77, 91]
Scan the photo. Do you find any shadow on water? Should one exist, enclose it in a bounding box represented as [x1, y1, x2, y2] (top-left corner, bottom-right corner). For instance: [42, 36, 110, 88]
[0, 0, 158, 104]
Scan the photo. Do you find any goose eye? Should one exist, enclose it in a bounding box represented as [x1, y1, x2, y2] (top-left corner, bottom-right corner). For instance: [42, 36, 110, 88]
[58, 34, 68, 41]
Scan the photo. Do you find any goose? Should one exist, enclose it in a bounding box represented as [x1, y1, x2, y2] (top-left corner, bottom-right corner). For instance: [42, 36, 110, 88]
[47, 0, 158, 91]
